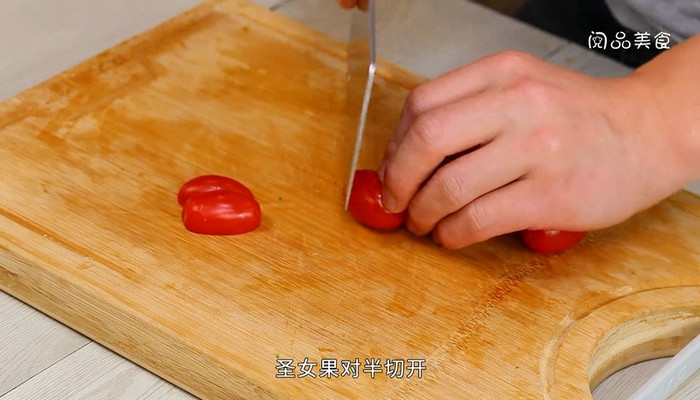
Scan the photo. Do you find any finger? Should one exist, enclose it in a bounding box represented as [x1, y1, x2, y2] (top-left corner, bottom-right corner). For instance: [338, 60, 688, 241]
[377, 139, 398, 182]
[383, 51, 537, 164]
[338, 0, 358, 9]
[381, 89, 510, 213]
[406, 137, 531, 236]
[432, 179, 540, 249]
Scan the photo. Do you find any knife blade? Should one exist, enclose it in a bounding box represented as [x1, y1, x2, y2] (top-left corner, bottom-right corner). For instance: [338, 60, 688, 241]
[628, 333, 700, 400]
[343, 0, 376, 210]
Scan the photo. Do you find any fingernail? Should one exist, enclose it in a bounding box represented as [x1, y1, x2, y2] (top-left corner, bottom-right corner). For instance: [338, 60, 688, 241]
[382, 189, 397, 212]
[378, 162, 386, 183]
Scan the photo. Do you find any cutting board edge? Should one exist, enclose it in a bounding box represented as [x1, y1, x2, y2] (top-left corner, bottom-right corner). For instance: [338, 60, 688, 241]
[0, 0, 426, 128]
[546, 286, 700, 398]
[0, 212, 286, 400]
[0, 1, 214, 125]
[1, 0, 699, 399]
[0, 1, 426, 398]
[208, 0, 428, 88]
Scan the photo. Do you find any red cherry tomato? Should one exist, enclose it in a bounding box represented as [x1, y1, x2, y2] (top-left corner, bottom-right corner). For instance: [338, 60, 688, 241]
[182, 192, 261, 235]
[521, 230, 586, 254]
[348, 169, 406, 230]
[178, 175, 254, 206]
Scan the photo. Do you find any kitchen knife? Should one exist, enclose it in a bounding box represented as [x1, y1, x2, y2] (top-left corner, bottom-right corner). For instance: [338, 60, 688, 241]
[628, 333, 700, 400]
[343, 0, 376, 210]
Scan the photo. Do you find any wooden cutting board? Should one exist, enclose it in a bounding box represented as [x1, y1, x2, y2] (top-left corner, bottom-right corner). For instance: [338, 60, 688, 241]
[1, 0, 699, 398]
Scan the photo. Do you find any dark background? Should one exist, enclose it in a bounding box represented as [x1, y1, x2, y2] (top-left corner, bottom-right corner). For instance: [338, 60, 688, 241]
[472, 0, 664, 67]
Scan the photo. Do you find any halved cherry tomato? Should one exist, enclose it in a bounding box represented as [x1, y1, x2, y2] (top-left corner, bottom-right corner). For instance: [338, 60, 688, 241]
[348, 169, 406, 230]
[178, 175, 254, 206]
[521, 230, 586, 254]
[182, 192, 261, 235]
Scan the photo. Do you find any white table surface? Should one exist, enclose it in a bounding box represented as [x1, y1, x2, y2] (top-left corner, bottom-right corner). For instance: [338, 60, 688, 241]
[0, 1, 698, 399]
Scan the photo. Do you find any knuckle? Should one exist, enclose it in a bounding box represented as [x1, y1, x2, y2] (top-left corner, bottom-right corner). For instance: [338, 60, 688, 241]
[491, 50, 534, 75]
[509, 78, 549, 103]
[464, 202, 490, 235]
[404, 87, 430, 118]
[383, 139, 399, 159]
[386, 140, 399, 153]
[412, 113, 444, 150]
[437, 202, 493, 250]
[435, 171, 465, 206]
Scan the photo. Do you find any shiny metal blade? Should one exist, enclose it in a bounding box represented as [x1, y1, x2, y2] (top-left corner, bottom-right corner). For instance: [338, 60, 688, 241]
[344, 0, 376, 210]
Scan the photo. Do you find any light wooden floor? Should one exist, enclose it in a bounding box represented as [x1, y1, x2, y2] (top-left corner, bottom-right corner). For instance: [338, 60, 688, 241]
[1, 0, 698, 399]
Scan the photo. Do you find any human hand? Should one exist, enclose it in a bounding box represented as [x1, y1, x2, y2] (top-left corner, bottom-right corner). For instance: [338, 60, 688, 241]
[378, 51, 687, 249]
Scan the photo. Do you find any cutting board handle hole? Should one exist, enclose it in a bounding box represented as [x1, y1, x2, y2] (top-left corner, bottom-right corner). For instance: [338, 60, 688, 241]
[587, 306, 700, 391]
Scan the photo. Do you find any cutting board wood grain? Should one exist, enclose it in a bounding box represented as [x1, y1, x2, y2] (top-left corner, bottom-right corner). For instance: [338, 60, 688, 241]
[1, 1, 699, 398]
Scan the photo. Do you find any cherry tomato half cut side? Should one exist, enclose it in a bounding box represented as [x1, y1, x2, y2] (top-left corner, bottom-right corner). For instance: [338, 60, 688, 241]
[182, 191, 261, 235]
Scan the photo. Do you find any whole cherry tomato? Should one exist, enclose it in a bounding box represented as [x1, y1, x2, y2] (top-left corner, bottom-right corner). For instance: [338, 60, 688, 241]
[182, 192, 261, 235]
[521, 230, 586, 254]
[348, 169, 407, 230]
[178, 175, 255, 206]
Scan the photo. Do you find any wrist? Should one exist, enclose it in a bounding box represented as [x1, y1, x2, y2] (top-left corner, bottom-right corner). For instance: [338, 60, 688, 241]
[629, 36, 700, 186]
[623, 70, 700, 189]
[601, 73, 693, 203]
